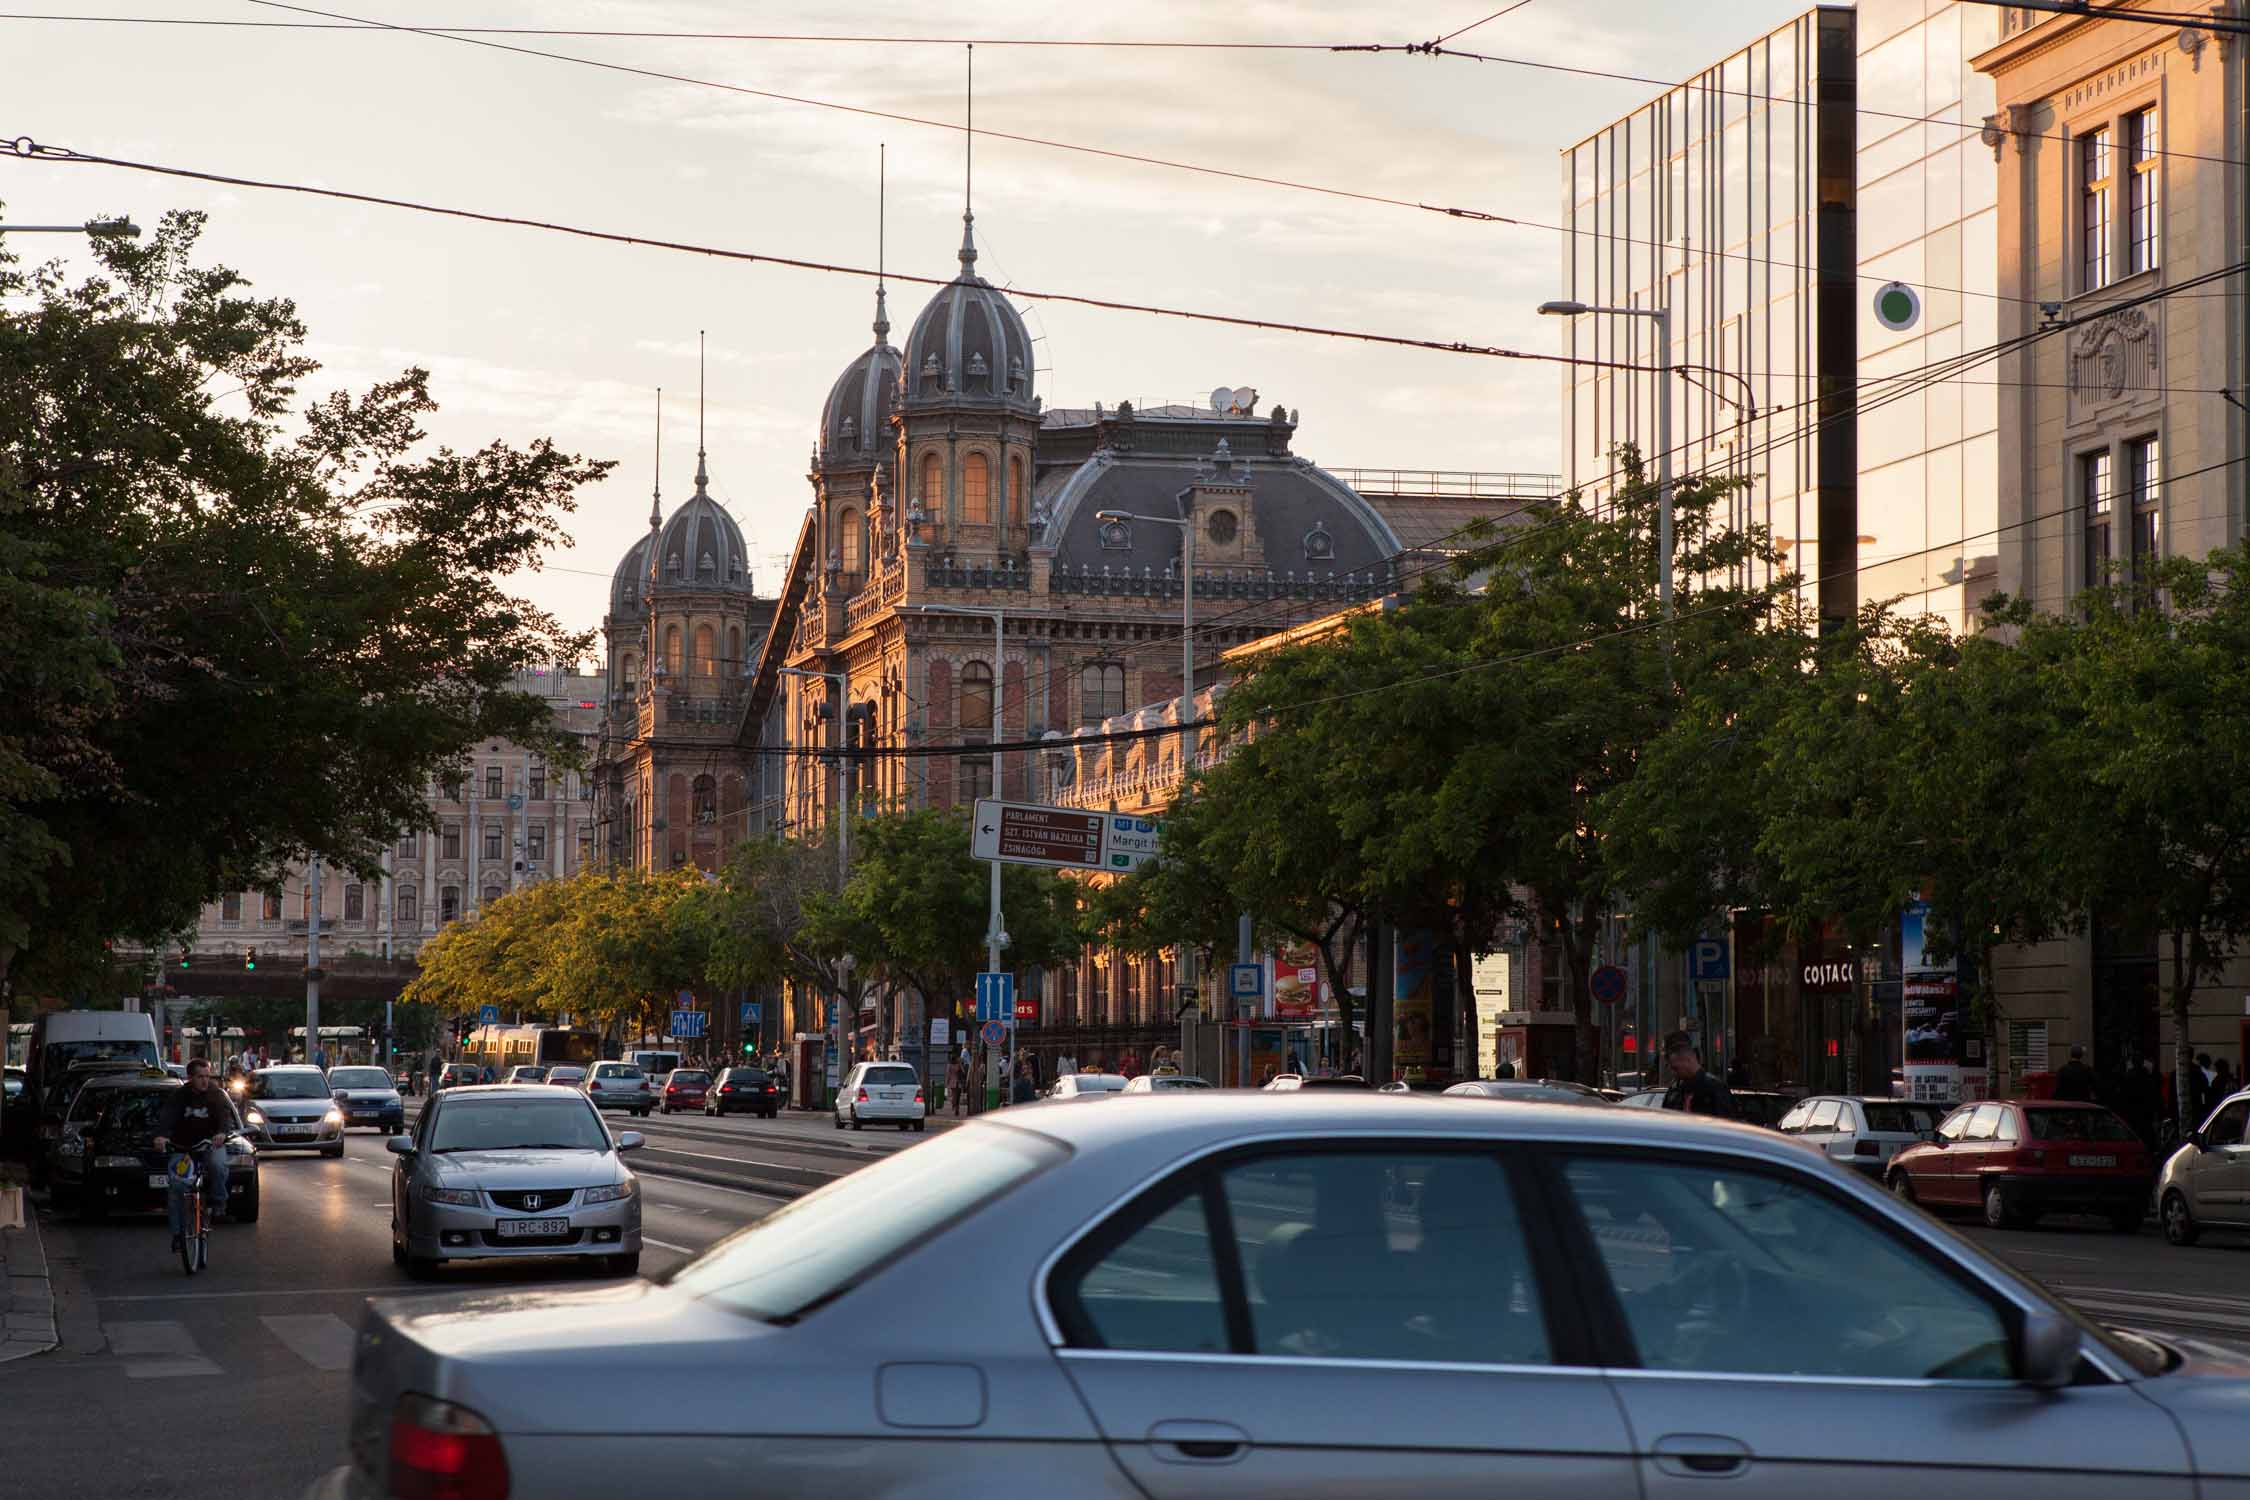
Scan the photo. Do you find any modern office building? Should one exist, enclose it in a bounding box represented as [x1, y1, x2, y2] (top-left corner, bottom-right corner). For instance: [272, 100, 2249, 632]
[1557, 5, 1859, 628]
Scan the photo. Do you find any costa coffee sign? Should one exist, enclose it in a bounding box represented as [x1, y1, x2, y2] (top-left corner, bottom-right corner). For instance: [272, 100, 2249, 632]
[1801, 960, 1857, 992]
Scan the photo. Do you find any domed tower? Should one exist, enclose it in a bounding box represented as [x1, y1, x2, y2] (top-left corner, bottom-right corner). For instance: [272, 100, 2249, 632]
[896, 208, 1040, 558]
[815, 282, 903, 585]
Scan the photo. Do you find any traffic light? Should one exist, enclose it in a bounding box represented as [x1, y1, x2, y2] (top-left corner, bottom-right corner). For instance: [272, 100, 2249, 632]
[243, 948, 258, 971]
[177, 950, 191, 970]
[742, 1039, 754, 1055]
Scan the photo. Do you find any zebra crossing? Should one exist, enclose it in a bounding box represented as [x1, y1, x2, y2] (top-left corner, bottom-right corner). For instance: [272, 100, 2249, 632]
[100, 1311, 357, 1378]
[2052, 1282, 2250, 1347]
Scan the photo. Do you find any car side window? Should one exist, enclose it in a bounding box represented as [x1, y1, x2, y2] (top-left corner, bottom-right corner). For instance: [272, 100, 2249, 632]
[1805, 1101, 1840, 1132]
[1963, 1106, 2000, 1142]
[1560, 1155, 2014, 1381]
[1937, 1108, 1971, 1141]
[1053, 1181, 1230, 1354]
[2204, 1099, 2250, 1146]
[1777, 1103, 1809, 1132]
[1832, 1104, 1858, 1136]
[1993, 1108, 2021, 1144]
[1223, 1151, 1551, 1365]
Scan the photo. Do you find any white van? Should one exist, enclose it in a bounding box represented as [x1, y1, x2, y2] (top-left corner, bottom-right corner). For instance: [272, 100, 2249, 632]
[26, 1009, 161, 1135]
[623, 1049, 681, 1087]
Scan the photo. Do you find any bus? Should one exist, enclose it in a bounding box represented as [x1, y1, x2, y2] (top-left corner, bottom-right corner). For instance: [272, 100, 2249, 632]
[461, 1023, 601, 1077]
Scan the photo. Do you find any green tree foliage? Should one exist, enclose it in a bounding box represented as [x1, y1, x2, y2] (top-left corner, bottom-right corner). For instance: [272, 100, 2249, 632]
[1, 209, 605, 996]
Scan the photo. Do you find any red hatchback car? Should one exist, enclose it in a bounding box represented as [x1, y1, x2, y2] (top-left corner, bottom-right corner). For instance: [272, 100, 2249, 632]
[1887, 1098, 2153, 1231]
[659, 1068, 710, 1115]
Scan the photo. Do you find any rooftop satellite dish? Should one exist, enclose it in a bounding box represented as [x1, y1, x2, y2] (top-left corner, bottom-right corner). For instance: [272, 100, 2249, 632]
[1229, 386, 1259, 416]
[1210, 386, 1232, 414]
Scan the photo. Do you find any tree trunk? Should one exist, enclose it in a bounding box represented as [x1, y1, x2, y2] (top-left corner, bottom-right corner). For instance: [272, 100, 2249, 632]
[1313, 915, 1362, 1074]
[2172, 927, 2198, 1138]
[1453, 940, 1480, 1081]
[1560, 919, 1596, 1085]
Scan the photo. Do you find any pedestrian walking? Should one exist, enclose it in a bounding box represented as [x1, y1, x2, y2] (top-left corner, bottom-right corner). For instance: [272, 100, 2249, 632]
[2053, 1045, 2098, 1102]
[947, 1053, 966, 1117]
[2216, 1057, 2239, 1102]
[1659, 1033, 1735, 1118]
[1010, 1062, 1037, 1106]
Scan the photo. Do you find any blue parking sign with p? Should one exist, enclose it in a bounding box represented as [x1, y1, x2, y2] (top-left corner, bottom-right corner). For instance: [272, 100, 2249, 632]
[1689, 939, 1730, 981]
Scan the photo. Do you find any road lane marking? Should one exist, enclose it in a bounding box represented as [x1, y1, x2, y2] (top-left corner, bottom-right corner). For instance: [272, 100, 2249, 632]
[98, 1287, 408, 1302]
[633, 1167, 791, 1201]
[642, 1237, 694, 1253]
[260, 1313, 357, 1371]
[635, 1143, 842, 1176]
[105, 1319, 222, 1378]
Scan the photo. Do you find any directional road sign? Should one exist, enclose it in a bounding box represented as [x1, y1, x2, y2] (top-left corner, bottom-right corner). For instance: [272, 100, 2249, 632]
[1103, 815, 1164, 872]
[1590, 965, 1629, 1005]
[671, 1009, 707, 1039]
[979, 1019, 1009, 1048]
[972, 800, 1105, 870]
[975, 971, 1016, 1024]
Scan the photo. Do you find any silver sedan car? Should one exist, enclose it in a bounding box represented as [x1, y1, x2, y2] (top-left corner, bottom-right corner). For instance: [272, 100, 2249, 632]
[318, 1095, 2250, 1498]
[2158, 1086, 2250, 1245]
[387, 1085, 643, 1280]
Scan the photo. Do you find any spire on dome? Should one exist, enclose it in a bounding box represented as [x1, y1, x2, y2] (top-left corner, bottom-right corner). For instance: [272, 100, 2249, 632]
[959, 43, 978, 275]
[874, 143, 892, 343]
[648, 387, 662, 532]
[694, 329, 711, 496]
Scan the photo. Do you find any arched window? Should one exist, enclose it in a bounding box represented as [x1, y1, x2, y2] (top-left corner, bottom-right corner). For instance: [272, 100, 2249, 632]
[1008, 455, 1026, 527]
[962, 453, 992, 525]
[481, 884, 503, 910]
[440, 886, 461, 924]
[1080, 662, 1125, 725]
[919, 453, 944, 515]
[694, 624, 716, 677]
[396, 884, 418, 924]
[663, 625, 682, 675]
[693, 774, 717, 825]
[960, 660, 994, 732]
[839, 506, 862, 572]
[621, 653, 639, 690]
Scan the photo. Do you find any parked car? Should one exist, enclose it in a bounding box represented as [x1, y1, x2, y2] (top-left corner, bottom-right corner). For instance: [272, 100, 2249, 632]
[1262, 1073, 1370, 1091]
[1888, 1099, 2154, 1230]
[48, 1072, 260, 1221]
[313, 1094, 2237, 1500]
[244, 1065, 346, 1156]
[502, 1065, 549, 1085]
[387, 1084, 643, 1280]
[1777, 1095, 1944, 1176]
[661, 1069, 711, 1114]
[1119, 1074, 1212, 1093]
[835, 1062, 926, 1132]
[2157, 1088, 2250, 1246]
[1443, 1078, 1612, 1106]
[1621, 1085, 1794, 1127]
[325, 1065, 405, 1133]
[707, 1067, 781, 1118]
[581, 1062, 652, 1117]
[1046, 1073, 1130, 1102]
[545, 1065, 588, 1089]
[433, 1063, 482, 1092]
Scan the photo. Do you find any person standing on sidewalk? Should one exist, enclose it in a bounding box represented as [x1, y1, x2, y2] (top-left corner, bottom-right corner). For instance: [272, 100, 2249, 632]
[1659, 1033, 1735, 1119]
[2053, 1045, 2098, 1102]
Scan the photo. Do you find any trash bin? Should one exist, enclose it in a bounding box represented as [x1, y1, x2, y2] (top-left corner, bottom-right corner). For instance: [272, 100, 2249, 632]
[2021, 1070, 2057, 1100]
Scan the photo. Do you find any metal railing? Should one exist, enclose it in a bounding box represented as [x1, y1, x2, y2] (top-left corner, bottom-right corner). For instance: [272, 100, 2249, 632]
[1329, 468, 1560, 499]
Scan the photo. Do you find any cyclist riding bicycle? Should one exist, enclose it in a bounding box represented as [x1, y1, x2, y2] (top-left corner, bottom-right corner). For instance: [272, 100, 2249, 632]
[152, 1058, 234, 1254]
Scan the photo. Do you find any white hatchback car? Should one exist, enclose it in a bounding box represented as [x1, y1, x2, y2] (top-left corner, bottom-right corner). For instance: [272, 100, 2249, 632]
[1778, 1095, 1944, 1177]
[836, 1062, 925, 1132]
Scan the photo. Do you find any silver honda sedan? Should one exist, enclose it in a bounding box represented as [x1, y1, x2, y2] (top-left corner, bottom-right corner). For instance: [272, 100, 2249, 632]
[387, 1085, 642, 1280]
[318, 1095, 2250, 1498]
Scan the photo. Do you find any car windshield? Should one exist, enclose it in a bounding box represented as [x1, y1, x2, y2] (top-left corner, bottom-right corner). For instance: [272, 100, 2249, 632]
[327, 1069, 390, 1089]
[670, 1071, 709, 1085]
[101, 1089, 196, 1135]
[2026, 1108, 2138, 1142]
[672, 1123, 1067, 1322]
[428, 1098, 610, 1152]
[1154, 1077, 1211, 1089]
[46, 1037, 159, 1073]
[251, 1071, 331, 1099]
[862, 1066, 917, 1086]
[1864, 1103, 1940, 1134]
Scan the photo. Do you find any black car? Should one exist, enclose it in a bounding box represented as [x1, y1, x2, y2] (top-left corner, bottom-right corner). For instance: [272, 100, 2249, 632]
[1622, 1085, 1797, 1128]
[46, 1074, 260, 1221]
[707, 1067, 782, 1118]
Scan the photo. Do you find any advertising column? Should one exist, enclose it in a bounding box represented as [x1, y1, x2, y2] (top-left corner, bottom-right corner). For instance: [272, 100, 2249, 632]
[1900, 902, 1962, 1106]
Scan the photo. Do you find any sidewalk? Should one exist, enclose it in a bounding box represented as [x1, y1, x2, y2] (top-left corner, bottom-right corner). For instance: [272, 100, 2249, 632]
[0, 1164, 57, 1363]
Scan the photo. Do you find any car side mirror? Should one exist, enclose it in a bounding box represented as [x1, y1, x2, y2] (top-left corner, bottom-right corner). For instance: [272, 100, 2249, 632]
[2017, 1309, 2081, 1390]
[385, 1135, 414, 1155]
[615, 1131, 644, 1152]
[1930, 1135, 1949, 1148]
[2188, 1129, 2206, 1150]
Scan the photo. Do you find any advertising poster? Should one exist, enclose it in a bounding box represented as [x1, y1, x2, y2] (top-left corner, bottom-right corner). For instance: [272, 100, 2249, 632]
[1395, 930, 1436, 1076]
[1273, 944, 1322, 1019]
[1900, 902, 1962, 1105]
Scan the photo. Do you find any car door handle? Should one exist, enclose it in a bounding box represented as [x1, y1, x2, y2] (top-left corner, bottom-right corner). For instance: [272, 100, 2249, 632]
[1652, 1433, 1752, 1477]
[1148, 1420, 1249, 1464]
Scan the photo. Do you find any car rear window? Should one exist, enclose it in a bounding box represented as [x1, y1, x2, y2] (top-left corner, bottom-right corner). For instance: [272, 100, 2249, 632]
[862, 1066, 917, 1086]
[670, 1071, 710, 1085]
[1863, 1104, 1940, 1135]
[1071, 1074, 1128, 1091]
[328, 1069, 390, 1089]
[595, 1065, 644, 1080]
[2025, 1108, 2138, 1142]
[672, 1124, 1067, 1322]
[729, 1070, 769, 1084]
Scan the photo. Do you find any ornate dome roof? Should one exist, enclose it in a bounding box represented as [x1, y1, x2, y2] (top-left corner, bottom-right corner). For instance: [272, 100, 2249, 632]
[901, 217, 1034, 410]
[820, 288, 903, 469]
[653, 455, 753, 594]
[609, 532, 653, 619]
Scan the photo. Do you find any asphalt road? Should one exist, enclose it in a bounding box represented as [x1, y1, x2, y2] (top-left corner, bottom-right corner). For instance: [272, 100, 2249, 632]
[7, 1101, 2249, 1499]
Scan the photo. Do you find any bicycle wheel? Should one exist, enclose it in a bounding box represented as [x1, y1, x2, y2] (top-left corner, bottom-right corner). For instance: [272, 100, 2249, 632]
[180, 1184, 201, 1276]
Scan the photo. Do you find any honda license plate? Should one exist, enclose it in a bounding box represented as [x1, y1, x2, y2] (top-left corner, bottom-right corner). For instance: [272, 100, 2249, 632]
[494, 1217, 568, 1238]
[2070, 1154, 2117, 1167]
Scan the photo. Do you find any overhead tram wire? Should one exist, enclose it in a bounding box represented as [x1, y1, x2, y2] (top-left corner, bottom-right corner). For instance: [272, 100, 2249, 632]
[1429, 0, 1537, 47]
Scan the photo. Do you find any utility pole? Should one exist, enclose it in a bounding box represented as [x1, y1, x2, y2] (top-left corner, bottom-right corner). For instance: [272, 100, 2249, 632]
[305, 855, 322, 1067]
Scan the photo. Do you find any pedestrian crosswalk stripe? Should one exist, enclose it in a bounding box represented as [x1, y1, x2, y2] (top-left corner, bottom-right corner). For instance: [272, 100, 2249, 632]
[105, 1320, 221, 1379]
[259, 1314, 356, 1372]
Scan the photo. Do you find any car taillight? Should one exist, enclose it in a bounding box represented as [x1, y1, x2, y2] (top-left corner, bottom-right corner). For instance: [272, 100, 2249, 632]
[857, 1088, 869, 1101]
[588, 1081, 600, 1090]
[1853, 1139, 1879, 1156]
[762, 1085, 774, 1092]
[914, 1092, 925, 1104]
[389, 1392, 509, 1500]
[720, 1085, 735, 1093]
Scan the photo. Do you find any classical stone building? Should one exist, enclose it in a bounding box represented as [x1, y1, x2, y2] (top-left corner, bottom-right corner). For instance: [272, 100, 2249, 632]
[745, 206, 1553, 1053]
[1977, 5, 2250, 1080]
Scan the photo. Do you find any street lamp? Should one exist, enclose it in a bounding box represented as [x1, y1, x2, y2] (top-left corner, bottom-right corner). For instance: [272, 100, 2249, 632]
[0, 217, 139, 238]
[1539, 298, 1673, 617]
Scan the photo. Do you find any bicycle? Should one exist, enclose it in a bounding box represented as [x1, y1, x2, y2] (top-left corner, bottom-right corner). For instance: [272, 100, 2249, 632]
[164, 1140, 221, 1276]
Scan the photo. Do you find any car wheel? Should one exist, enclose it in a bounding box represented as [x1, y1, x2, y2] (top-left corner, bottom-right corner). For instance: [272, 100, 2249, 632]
[1982, 1181, 2021, 1229]
[832, 1113, 843, 1130]
[2163, 1190, 2201, 1247]
[605, 1252, 641, 1277]
[233, 1182, 260, 1224]
[322, 1145, 344, 1159]
[851, 1115, 864, 1131]
[1887, 1171, 1917, 1204]
[914, 1120, 926, 1133]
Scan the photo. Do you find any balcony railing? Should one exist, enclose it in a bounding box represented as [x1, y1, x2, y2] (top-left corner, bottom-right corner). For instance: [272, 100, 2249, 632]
[1050, 560, 1399, 602]
[1328, 468, 1559, 499]
[1055, 749, 1227, 810]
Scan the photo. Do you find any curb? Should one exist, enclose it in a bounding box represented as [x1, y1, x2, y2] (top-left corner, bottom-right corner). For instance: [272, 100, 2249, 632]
[0, 1183, 58, 1364]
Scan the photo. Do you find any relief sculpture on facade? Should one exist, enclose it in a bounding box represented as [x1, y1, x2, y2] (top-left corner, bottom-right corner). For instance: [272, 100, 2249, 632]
[2067, 309, 2157, 416]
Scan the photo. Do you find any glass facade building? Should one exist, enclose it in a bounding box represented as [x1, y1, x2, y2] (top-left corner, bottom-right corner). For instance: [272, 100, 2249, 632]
[1558, 6, 1859, 628]
[1855, 0, 2002, 632]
